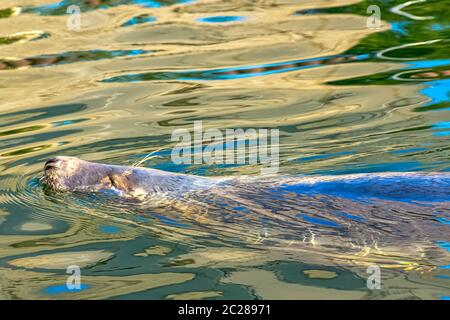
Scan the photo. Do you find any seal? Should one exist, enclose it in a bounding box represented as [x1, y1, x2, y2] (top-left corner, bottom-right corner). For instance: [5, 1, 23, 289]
[42, 156, 450, 267]
[42, 156, 450, 202]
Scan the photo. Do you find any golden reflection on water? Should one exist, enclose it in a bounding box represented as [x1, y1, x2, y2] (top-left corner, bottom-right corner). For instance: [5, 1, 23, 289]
[0, 0, 449, 299]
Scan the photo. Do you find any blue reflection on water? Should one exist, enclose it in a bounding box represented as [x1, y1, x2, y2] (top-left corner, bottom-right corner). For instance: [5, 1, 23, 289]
[294, 151, 353, 163]
[407, 59, 450, 69]
[154, 214, 188, 228]
[432, 121, 450, 137]
[25, 0, 195, 15]
[233, 206, 251, 213]
[331, 211, 366, 222]
[419, 79, 450, 107]
[321, 161, 425, 175]
[131, 0, 163, 8]
[437, 217, 450, 225]
[433, 122, 450, 128]
[99, 225, 121, 233]
[391, 21, 410, 35]
[122, 15, 156, 27]
[102, 53, 370, 82]
[113, 49, 148, 57]
[297, 214, 341, 228]
[436, 241, 450, 251]
[133, 0, 195, 6]
[52, 118, 88, 127]
[390, 148, 427, 155]
[431, 24, 450, 31]
[44, 284, 89, 294]
[195, 54, 370, 80]
[39, 49, 148, 62]
[197, 16, 246, 23]
[433, 131, 450, 137]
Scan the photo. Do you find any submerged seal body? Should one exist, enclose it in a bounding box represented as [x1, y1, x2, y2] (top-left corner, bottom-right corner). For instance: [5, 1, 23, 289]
[42, 156, 450, 267]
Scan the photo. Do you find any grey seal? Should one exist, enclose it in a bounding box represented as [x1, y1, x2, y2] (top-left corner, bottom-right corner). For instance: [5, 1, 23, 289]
[41, 156, 450, 267]
[42, 156, 450, 202]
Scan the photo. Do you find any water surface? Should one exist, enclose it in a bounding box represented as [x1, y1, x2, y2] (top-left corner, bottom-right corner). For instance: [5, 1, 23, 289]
[0, 0, 449, 299]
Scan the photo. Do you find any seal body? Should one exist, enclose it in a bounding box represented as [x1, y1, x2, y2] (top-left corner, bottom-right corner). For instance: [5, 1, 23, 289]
[42, 156, 450, 267]
[42, 156, 450, 202]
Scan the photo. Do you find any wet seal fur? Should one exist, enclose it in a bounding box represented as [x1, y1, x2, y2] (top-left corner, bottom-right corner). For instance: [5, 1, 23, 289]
[42, 156, 450, 202]
[42, 156, 224, 199]
[41, 156, 450, 268]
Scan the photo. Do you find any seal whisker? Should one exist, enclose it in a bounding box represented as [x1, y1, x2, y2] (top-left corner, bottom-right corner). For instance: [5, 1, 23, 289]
[132, 147, 166, 167]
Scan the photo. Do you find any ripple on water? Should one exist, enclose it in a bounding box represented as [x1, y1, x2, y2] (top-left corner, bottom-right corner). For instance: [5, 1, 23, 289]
[196, 15, 246, 23]
[0, 0, 449, 299]
[22, 0, 196, 15]
[0, 31, 50, 46]
[0, 50, 152, 71]
[102, 54, 370, 82]
[121, 14, 157, 27]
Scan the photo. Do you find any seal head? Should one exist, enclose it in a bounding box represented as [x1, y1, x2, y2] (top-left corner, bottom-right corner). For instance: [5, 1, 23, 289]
[42, 156, 118, 192]
[42, 156, 218, 198]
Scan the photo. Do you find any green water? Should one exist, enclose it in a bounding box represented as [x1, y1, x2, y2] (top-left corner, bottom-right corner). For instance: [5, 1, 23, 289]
[0, 0, 449, 299]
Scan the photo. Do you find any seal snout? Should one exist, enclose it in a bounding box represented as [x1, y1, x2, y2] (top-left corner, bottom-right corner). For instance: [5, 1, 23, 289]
[43, 156, 74, 173]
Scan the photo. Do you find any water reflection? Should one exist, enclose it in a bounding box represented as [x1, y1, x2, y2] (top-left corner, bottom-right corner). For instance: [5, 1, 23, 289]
[121, 14, 156, 27]
[197, 16, 246, 23]
[0, 50, 151, 70]
[0, 31, 50, 46]
[23, 0, 195, 15]
[102, 54, 369, 82]
[0, 0, 449, 299]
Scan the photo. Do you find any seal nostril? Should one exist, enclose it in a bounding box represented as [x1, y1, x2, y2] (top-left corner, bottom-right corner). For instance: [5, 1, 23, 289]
[45, 158, 58, 166]
[44, 164, 56, 171]
[44, 158, 58, 171]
